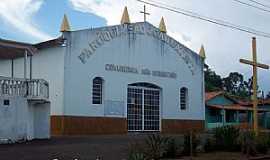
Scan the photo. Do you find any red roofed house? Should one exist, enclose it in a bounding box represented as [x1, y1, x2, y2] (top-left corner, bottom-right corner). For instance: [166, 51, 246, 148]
[205, 91, 270, 130]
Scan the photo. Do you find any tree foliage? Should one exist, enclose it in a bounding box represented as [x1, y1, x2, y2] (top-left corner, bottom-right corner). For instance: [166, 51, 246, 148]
[204, 65, 223, 92]
[204, 65, 257, 99]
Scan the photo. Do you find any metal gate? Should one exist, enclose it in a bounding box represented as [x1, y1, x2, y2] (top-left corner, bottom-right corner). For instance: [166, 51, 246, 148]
[127, 85, 160, 131]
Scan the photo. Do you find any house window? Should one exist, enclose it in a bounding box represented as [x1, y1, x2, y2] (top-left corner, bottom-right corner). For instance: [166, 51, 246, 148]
[92, 77, 103, 104]
[180, 87, 188, 110]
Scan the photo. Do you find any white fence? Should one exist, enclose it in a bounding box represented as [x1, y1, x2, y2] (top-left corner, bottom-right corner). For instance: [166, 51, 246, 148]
[0, 76, 49, 101]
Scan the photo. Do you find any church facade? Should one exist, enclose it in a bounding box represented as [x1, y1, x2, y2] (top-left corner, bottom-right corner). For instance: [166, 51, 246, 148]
[0, 8, 205, 135]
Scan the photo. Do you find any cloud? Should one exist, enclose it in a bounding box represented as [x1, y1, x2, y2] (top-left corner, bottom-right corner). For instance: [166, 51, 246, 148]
[0, 0, 53, 41]
[68, 0, 192, 47]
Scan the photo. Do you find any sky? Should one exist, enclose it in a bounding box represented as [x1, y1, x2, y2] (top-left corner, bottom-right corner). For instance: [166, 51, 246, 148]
[1, 0, 270, 94]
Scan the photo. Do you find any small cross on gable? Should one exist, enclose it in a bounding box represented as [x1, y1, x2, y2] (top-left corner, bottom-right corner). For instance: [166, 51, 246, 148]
[140, 5, 150, 22]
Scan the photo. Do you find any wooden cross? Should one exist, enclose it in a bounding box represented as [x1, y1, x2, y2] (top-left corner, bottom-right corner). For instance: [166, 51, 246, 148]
[140, 5, 150, 22]
[239, 37, 269, 135]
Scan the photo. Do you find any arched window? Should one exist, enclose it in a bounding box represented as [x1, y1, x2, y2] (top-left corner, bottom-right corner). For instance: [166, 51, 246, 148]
[92, 77, 103, 104]
[180, 87, 188, 110]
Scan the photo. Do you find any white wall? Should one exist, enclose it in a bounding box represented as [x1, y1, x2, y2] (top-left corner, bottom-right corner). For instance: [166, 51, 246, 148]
[0, 96, 29, 141]
[0, 59, 12, 77]
[31, 102, 50, 139]
[63, 22, 205, 120]
[0, 47, 65, 115]
[0, 96, 50, 142]
[31, 47, 65, 115]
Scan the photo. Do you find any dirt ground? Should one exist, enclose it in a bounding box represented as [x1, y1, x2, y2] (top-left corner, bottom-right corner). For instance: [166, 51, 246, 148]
[187, 152, 247, 160]
[0, 135, 148, 160]
[0, 135, 265, 160]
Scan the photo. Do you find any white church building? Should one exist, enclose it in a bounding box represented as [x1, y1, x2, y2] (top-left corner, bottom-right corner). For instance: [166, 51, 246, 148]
[0, 7, 205, 135]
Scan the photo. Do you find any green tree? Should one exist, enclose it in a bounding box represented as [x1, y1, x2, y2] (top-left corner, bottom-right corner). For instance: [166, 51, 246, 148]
[204, 65, 256, 99]
[204, 65, 223, 92]
[222, 72, 253, 98]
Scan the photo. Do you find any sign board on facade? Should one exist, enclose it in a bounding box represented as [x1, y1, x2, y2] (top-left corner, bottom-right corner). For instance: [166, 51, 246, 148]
[105, 64, 177, 79]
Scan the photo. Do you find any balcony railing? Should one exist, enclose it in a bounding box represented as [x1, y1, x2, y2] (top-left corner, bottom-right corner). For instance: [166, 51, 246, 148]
[0, 76, 49, 101]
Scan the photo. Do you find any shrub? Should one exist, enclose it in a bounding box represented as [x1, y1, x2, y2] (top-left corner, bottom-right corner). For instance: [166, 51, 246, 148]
[204, 137, 216, 153]
[240, 130, 257, 156]
[214, 126, 240, 151]
[163, 138, 178, 158]
[144, 134, 170, 160]
[255, 134, 269, 154]
[128, 153, 145, 160]
[183, 131, 200, 156]
[266, 133, 270, 147]
[240, 131, 269, 156]
[128, 142, 146, 160]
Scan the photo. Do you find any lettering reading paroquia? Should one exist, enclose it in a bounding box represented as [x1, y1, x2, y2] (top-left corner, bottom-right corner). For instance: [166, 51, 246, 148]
[78, 23, 196, 74]
[105, 64, 177, 79]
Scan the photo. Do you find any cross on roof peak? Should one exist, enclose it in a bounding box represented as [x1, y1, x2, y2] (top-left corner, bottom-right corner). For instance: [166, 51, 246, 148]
[140, 5, 150, 22]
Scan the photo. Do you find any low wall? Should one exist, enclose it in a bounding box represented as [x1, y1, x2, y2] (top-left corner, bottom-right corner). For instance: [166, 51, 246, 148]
[0, 96, 30, 141]
[51, 116, 127, 135]
[51, 116, 205, 135]
[0, 96, 50, 142]
[162, 119, 205, 134]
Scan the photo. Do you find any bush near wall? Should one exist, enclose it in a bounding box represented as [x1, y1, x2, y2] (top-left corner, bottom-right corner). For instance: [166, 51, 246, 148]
[214, 126, 241, 151]
[128, 132, 201, 160]
[205, 126, 270, 155]
[128, 129, 270, 160]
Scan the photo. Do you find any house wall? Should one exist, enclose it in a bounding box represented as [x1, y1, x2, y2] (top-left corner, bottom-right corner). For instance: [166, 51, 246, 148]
[0, 96, 50, 142]
[0, 47, 65, 115]
[31, 102, 50, 139]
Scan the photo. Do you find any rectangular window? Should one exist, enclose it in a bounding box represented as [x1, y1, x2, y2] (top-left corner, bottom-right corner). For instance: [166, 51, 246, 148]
[180, 87, 188, 110]
[92, 77, 103, 104]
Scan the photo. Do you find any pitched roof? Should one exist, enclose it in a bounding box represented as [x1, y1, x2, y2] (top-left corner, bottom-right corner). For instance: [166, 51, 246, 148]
[0, 38, 36, 59]
[34, 37, 65, 49]
[206, 91, 270, 111]
[0, 37, 64, 59]
[205, 91, 224, 101]
[208, 104, 268, 111]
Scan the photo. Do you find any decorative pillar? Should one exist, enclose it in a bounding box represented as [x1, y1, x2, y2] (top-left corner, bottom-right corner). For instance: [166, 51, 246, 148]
[24, 50, 28, 79]
[236, 111, 240, 124]
[11, 59, 14, 78]
[30, 55, 32, 80]
[222, 108, 226, 126]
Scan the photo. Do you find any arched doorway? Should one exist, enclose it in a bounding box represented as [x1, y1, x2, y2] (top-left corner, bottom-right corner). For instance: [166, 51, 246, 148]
[127, 82, 161, 132]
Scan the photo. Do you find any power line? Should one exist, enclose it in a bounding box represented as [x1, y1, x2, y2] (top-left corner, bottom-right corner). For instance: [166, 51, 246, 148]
[232, 0, 270, 13]
[137, 0, 270, 38]
[145, 0, 270, 36]
[247, 0, 270, 9]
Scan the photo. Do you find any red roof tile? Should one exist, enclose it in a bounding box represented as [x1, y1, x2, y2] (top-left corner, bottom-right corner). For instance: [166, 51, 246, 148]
[205, 91, 224, 101]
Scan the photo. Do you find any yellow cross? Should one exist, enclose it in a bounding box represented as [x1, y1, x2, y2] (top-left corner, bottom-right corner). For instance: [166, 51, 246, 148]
[140, 5, 150, 22]
[239, 37, 269, 135]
